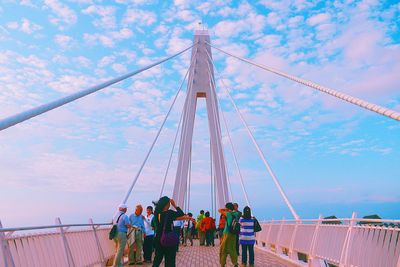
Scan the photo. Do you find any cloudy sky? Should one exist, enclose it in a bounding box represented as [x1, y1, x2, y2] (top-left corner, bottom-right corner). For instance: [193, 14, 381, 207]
[0, 0, 399, 227]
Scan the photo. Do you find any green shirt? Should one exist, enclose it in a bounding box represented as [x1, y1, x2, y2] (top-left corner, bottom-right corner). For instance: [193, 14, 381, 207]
[196, 214, 205, 229]
[223, 211, 239, 234]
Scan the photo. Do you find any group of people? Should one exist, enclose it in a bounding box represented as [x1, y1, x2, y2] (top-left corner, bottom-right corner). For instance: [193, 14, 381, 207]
[111, 197, 259, 267]
[218, 202, 258, 267]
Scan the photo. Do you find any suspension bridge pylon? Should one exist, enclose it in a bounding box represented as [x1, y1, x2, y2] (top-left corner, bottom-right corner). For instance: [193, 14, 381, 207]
[172, 30, 230, 209]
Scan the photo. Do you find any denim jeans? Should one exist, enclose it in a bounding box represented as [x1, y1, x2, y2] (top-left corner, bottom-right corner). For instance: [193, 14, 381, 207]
[241, 244, 254, 265]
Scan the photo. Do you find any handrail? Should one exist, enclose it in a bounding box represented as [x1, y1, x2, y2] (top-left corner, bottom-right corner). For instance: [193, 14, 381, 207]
[2, 217, 398, 233]
[0, 222, 111, 233]
[260, 218, 400, 224]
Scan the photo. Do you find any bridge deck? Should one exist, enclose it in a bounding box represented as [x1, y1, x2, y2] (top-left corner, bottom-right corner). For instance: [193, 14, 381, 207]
[123, 239, 298, 267]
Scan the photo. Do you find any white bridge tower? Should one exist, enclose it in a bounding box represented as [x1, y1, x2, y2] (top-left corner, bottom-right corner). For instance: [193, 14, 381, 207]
[172, 30, 230, 209]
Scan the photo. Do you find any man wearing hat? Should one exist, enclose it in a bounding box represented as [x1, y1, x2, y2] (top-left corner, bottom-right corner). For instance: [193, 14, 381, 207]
[113, 204, 131, 267]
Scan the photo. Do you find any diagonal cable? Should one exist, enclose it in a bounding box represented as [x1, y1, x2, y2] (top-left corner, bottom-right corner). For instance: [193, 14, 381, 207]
[204, 55, 251, 207]
[159, 110, 184, 198]
[205, 49, 300, 220]
[208, 42, 400, 122]
[0, 45, 193, 132]
[122, 54, 195, 204]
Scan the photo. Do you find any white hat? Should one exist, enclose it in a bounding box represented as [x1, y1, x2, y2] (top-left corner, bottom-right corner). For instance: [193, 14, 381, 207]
[118, 203, 128, 209]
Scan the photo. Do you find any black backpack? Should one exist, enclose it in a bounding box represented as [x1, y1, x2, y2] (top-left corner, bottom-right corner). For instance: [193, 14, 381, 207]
[253, 217, 262, 232]
[228, 213, 240, 234]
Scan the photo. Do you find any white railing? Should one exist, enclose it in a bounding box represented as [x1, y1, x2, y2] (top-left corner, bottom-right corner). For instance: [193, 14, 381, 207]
[0, 218, 114, 267]
[256, 213, 400, 267]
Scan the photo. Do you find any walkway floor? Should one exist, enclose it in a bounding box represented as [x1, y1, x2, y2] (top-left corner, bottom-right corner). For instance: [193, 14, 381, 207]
[124, 239, 298, 267]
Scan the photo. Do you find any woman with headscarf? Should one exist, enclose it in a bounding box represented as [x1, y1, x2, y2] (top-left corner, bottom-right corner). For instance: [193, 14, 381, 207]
[239, 206, 256, 267]
[152, 196, 184, 267]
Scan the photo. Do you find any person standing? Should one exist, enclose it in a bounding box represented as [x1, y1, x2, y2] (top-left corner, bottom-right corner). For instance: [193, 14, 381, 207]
[196, 210, 206, 245]
[183, 213, 195, 246]
[239, 206, 256, 267]
[152, 196, 184, 267]
[143, 206, 155, 263]
[201, 211, 216, 247]
[112, 204, 131, 267]
[218, 202, 239, 267]
[128, 204, 145, 265]
[233, 203, 241, 256]
[172, 220, 183, 252]
[218, 214, 226, 243]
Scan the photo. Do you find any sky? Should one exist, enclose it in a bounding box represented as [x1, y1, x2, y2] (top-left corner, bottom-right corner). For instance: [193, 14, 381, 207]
[0, 0, 399, 227]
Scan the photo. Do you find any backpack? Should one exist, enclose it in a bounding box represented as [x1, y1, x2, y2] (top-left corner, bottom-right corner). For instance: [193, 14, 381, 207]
[253, 217, 262, 232]
[109, 213, 123, 240]
[228, 213, 240, 234]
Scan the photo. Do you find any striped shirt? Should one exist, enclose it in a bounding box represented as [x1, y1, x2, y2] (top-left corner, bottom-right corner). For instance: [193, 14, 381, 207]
[239, 217, 255, 245]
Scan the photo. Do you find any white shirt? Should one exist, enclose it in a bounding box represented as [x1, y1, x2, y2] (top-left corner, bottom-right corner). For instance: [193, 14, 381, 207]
[173, 220, 184, 228]
[144, 214, 154, 236]
[184, 219, 193, 229]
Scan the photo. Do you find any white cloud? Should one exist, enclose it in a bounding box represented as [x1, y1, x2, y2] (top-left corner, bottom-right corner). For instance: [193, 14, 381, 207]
[166, 33, 192, 54]
[82, 5, 116, 29]
[74, 56, 92, 68]
[48, 75, 95, 93]
[6, 18, 42, 34]
[6, 21, 19, 30]
[213, 12, 266, 39]
[307, 13, 331, 26]
[255, 34, 282, 47]
[43, 0, 77, 29]
[112, 63, 128, 73]
[98, 55, 115, 67]
[54, 34, 73, 48]
[84, 28, 132, 47]
[122, 9, 157, 26]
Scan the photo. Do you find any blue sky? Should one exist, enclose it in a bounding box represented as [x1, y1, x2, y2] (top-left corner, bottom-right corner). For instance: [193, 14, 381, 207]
[0, 0, 399, 227]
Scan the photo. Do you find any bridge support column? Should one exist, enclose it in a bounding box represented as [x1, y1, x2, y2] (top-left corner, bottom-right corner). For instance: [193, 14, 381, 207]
[0, 221, 15, 267]
[173, 30, 230, 209]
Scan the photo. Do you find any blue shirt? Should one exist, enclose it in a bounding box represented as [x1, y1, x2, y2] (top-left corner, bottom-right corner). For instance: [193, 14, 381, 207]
[113, 212, 130, 233]
[129, 214, 145, 232]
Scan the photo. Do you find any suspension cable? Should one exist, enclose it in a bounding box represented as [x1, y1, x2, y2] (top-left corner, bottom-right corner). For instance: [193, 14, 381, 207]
[0, 45, 194, 132]
[205, 54, 251, 207]
[122, 58, 193, 204]
[210, 139, 214, 216]
[208, 43, 400, 122]
[205, 50, 300, 220]
[158, 111, 184, 198]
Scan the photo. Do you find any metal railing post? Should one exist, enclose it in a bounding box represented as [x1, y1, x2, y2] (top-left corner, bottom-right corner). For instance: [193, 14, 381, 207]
[276, 218, 285, 254]
[340, 212, 357, 266]
[56, 217, 76, 267]
[0, 221, 15, 267]
[89, 218, 105, 266]
[289, 219, 300, 260]
[308, 215, 322, 267]
[265, 219, 273, 250]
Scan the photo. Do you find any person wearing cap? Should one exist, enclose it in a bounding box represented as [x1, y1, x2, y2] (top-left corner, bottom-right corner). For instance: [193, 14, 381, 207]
[113, 204, 132, 267]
